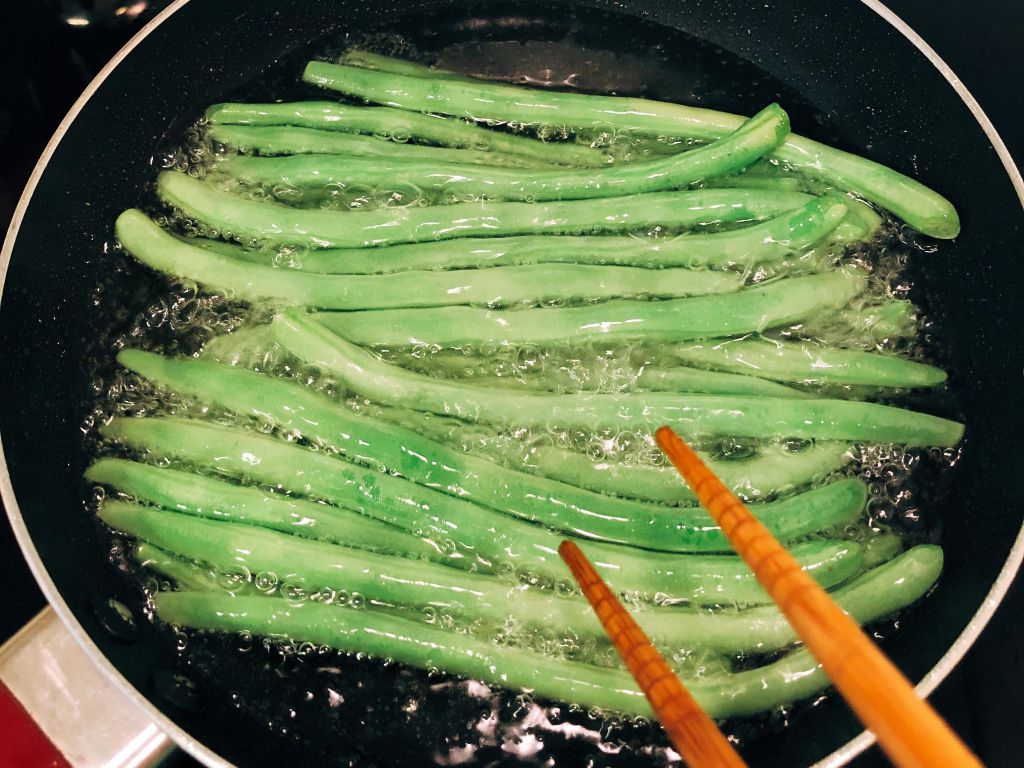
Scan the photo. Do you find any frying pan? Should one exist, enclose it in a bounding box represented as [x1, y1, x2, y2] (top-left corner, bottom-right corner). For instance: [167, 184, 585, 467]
[2, 0, 1023, 765]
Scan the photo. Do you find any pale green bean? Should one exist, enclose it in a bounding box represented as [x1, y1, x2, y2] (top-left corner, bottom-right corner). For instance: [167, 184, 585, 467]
[209, 124, 550, 169]
[275, 310, 962, 445]
[156, 589, 833, 718]
[313, 270, 867, 346]
[158, 171, 815, 248]
[117, 209, 743, 309]
[206, 101, 608, 167]
[212, 195, 847, 274]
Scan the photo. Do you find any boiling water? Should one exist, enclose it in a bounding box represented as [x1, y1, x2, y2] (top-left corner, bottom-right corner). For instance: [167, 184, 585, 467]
[80, 10, 963, 767]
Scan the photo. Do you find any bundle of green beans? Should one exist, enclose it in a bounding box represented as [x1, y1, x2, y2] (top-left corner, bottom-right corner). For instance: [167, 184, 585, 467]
[92, 49, 963, 723]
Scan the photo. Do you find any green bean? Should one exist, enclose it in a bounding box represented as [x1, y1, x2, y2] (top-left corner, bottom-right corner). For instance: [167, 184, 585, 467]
[215, 103, 790, 203]
[637, 366, 812, 398]
[156, 589, 836, 718]
[273, 309, 963, 446]
[522, 443, 855, 505]
[674, 337, 947, 388]
[313, 270, 866, 347]
[106, 351, 870, 552]
[214, 195, 847, 274]
[303, 61, 958, 238]
[147, 540, 939, 658]
[157, 171, 815, 248]
[95, 425, 866, 602]
[87, 458, 435, 560]
[116, 210, 743, 309]
[207, 102, 609, 167]
[208, 124, 552, 169]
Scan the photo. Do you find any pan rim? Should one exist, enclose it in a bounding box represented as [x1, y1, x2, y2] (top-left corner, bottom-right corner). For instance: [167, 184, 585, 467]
[0, 5, 232, 767]
[0, 1, 1021, 767]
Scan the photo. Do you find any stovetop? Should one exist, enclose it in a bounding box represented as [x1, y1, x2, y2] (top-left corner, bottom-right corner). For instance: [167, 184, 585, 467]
[1, 2, 1021, 766]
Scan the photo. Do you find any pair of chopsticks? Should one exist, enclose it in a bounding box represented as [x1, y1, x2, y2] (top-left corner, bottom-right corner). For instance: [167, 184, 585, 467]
[559, 427, 981, 768]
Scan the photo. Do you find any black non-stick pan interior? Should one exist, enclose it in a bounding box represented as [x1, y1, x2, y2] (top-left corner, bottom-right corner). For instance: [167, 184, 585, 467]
[2, 1, 1022, 766]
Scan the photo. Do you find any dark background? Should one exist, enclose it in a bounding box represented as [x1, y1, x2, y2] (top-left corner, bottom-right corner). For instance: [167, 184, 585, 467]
[0, 1, 1020, 766]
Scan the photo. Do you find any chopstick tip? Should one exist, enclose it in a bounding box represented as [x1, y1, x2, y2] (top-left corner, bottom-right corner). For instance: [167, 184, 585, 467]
[557, 539, 580, 560]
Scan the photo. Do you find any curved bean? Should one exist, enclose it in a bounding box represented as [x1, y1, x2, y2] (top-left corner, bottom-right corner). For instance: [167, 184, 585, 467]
[213, 195, 846, 274]
[206, 101, 608, 167]
[117, 209, 743, 309]
[214, 103, 790, 203]
[157, 170, 815, 248]
[312, 270, 867, 347]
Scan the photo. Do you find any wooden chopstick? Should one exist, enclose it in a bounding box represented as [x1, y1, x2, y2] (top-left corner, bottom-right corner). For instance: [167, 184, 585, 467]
[653, 426, 981, 768]
[559, 540, 748, 768]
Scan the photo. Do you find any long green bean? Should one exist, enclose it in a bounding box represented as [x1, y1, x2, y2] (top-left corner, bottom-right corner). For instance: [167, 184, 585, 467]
[209, 198, 847, 280]
[157, 171, 816, 248]
[156, 589, 837, 718]
[209, 124, 550, 169]
[313, 271, 866, 347]
[522, 443, 855, 505]
[92, 430, 866, 602]
[675, 337, 947, 388]
[214, 103, 790, 203]
[144, 531, 938, 657]
[116, 210, 743, 309]
[105, 350, 868, 551]
[273, 309, 963, 446]
[303, 61, 958, 238]
[206, 101, 608, 167]
[215, 195, 847, 274]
